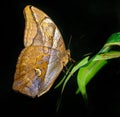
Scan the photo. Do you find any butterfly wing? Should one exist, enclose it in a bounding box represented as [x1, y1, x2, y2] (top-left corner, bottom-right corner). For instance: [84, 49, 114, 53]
[12, 5, 70, 98]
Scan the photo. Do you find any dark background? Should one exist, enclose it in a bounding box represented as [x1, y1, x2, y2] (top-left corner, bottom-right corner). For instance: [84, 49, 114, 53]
[2, 0, 120, 116]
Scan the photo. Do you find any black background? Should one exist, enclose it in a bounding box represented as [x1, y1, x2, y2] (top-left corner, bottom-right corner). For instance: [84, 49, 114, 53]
[2, 0, 120, 116]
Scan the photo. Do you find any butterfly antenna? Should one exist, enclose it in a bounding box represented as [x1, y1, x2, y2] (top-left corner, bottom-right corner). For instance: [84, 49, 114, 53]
[67, 35, 72, 49]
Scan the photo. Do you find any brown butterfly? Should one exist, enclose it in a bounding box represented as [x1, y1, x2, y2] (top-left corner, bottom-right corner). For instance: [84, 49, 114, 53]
[12, 5, 70, 98]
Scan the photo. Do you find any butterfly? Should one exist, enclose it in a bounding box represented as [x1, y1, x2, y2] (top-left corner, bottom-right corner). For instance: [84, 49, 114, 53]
[12, 5, 70, 98]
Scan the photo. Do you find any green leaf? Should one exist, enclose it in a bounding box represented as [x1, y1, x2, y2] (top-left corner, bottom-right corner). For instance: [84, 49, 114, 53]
[77, 59, 107, 100]
[93, 51, 120, 60]
[76, 32, 120, 100]
[104, 32, 120, 47]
